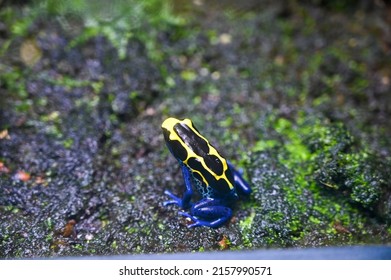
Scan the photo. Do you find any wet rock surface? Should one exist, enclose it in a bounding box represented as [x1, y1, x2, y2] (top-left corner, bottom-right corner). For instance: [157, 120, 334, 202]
[0, 1, 390, 258]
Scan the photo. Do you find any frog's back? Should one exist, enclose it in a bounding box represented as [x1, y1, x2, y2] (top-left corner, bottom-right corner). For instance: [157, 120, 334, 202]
[162, 118, 235, 195]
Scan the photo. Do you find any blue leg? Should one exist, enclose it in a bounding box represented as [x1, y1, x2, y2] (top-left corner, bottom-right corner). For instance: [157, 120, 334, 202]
[227, 161, 251, 196]
[179, 198, 232, 228]
[163, 164, 193, 209]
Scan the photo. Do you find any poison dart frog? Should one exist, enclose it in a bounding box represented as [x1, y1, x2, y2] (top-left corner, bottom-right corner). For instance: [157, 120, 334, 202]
[162, 117, 252, 228]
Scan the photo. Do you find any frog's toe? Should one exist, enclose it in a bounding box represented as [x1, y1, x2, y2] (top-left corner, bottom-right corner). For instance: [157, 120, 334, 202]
[163, 200, 177, 207]
[178, 211, 202, 227]
[178, 211, 194, 220]
[178, 212, 223, 228]
[163, 190, 182, 206]
[187, 221, 202, 228]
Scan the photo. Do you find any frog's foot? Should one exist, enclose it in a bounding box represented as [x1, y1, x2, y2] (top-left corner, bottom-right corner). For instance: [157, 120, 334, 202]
[178, 210, 232, 228]
[178, 199, 233, 228]
[227, 161, 252, 196]
[178, 211, 204, 228]
[163, 190, 184, 207]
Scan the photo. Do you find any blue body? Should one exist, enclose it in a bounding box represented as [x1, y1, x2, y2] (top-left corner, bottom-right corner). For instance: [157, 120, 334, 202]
[164, 161, 251, 228]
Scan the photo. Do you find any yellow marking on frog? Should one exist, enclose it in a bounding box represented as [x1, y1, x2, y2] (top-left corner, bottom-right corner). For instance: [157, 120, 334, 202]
[162, 117, 233, 189]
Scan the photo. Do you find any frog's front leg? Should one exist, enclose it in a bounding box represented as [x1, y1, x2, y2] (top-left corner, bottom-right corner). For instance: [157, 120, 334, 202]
[227, 161, 252, 196]
[163, 163, 193, 209]
[179, 198, 232, 228]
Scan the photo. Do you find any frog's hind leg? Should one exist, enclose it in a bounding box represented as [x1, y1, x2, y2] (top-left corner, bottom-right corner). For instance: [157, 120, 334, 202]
[163, 164, 194, 209]
[227, 161, 252, 196]
[179, 198, 232, 228]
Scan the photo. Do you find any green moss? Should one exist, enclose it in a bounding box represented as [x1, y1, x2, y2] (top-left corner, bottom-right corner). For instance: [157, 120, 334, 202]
[111, 240, 118, 249]
[180, 70, 197, 81]
[253, 139, 278, 152]
[0, 66, 32, 114]
[268, 112, 387, 213]
[247, 111, 391, 246]
[316, 152, 384, 209]
[63, 138, 74, 149]
[66, 0, 184, 60]
[45, 75, 93, 90]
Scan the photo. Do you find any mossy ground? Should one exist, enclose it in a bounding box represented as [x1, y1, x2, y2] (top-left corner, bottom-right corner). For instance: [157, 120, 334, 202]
[0, 1, 390, 258]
